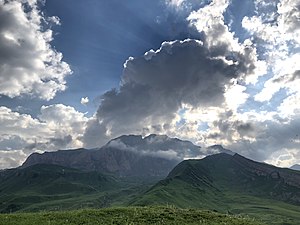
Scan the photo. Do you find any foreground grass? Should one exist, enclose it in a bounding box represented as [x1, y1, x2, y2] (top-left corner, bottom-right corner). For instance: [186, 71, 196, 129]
[131, 179, 300, 225]
[0, 206, 263, 225]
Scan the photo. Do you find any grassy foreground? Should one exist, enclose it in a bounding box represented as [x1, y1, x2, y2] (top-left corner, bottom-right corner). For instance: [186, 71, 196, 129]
[0, 206, 263, 225]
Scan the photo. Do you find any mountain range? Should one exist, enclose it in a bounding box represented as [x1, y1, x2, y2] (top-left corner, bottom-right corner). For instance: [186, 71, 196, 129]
[21, 134, 232, 178]
[1, 134, 300, 224]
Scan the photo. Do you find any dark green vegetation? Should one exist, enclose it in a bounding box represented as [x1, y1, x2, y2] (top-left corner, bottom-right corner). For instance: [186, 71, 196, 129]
[132, 153, 300, 225]
[0, 206, 263, 225]
[1, 152, 300, 225]
[0, 164, 155, 213]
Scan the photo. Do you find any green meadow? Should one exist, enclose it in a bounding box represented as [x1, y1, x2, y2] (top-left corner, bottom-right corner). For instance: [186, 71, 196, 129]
[0, 206, 264, 225]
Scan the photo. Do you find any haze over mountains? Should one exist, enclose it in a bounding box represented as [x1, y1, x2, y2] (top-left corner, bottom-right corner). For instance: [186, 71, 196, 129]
[290, 164, 300, 171]
[21, 134, 233, 177]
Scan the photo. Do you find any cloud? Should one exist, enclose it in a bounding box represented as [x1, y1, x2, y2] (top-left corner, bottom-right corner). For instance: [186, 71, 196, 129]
[233, 0, 300, 166]
[38, 104, 88, 142]
[187, 0, 239, 53]
[164, 0, 209, 22]
[107, 138, 180, 160]
[165, 0, 204, 10]
[166, 0, 185, 8]
[0, 104, 89, 168]
[81, 97, 89, 105]
[243, 0, 300, 104]
[168, 89, 300, 166]
[2, 0, 299, 169]
[82, 0, 267, 150]
[195, 107, 300, 166]
[0, 135, 27, 150]
[105, 134, 201, 161]
[0, 150, 27, 169]
[0, 0, 71, 100]
[278, 92, 300, 117]
[266, 148, 300, 168]
[232, 117, 300, 166]
[224, 83, 249, 111]
[187, 0, 266, 84]
[189, 0, 300, 166]
[83, 36, 260, 148]
[278, 0, 300, 34]
[25, 135, 73, 151]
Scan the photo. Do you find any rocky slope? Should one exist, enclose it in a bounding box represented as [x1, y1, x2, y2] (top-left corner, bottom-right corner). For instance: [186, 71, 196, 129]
[22, 147, 178, 177]
[21, 134, 236, 177]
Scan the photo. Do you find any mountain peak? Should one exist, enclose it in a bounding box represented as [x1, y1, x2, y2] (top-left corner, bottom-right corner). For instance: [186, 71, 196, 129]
[109, 134, 143, 144]
[105, 134, 201, 160]
[206, 145, 235, 155]
[144, 134, 169, 140]
[138, 152, 300, 208]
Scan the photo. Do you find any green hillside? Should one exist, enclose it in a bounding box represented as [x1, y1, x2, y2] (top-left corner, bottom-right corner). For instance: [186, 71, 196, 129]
[1, 153, 300, 224]
[0, 164, 154, 213]
[0, 206, 264, 225]
[131, 153, 300, 225]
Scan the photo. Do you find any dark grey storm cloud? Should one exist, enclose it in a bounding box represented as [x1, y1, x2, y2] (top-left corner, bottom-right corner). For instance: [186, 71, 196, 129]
[212, 110, 256, 138]
[273, 70, 300, 83]
[231, 118, 300, 163]
[83, 39, 257, 148]
[291, 70, 300, 81]
[25, 135, 73, 151]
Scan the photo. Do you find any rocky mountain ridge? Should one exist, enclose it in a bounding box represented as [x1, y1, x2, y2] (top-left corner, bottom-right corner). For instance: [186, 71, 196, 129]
[133, 153, 300, 208]
[21, 134, 233, 177]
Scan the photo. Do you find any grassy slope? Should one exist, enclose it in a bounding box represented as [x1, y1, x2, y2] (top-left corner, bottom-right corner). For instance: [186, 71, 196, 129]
[1, 155, 299, 224]
[131, 154, 300, 225]
[132, 179, 300, 225]
[0, 206, 264, 225]
[0, 164, 155, 213]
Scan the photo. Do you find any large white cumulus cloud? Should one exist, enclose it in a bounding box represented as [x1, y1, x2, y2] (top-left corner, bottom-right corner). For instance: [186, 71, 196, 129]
[243, 0, 300, 103]
[0, 104, 88, 169]
[0, 0, 71, 100]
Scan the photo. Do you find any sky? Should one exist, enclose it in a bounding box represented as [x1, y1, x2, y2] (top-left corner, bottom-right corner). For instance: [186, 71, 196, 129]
[0, 0, 300, 169]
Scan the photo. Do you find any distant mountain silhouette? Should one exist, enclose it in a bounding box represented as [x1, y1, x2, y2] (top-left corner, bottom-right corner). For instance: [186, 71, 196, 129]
[290, 164, 300, 171]
[22, 134, 233, 178]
